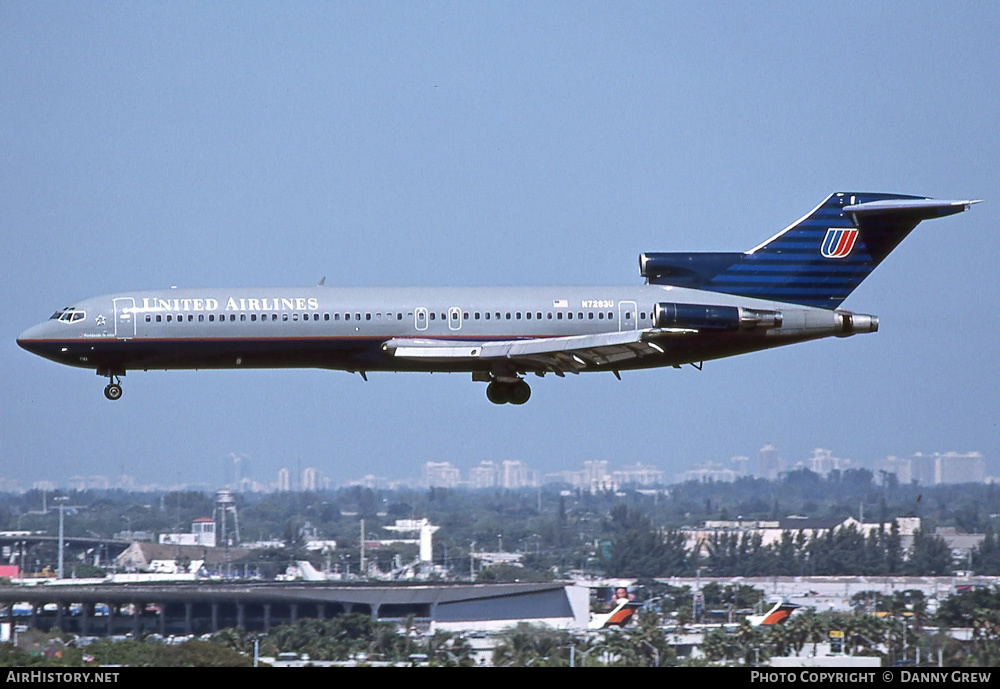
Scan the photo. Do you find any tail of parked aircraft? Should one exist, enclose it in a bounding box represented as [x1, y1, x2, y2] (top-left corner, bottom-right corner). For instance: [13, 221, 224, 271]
[640, 192, 979, 308]
[746, 599, 801, 626]
[588, 598, 642, 630]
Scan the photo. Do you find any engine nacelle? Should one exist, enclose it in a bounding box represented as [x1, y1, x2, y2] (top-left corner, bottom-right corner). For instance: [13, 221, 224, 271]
[835, 310, 879, 337]
[653, 302, 782, 331]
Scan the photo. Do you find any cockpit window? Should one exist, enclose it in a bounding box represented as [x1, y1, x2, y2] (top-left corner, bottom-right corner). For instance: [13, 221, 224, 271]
[55, 308, 86, 324]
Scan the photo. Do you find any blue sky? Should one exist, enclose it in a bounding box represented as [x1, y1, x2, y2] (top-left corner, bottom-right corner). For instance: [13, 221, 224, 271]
[3, 2, 998, 489]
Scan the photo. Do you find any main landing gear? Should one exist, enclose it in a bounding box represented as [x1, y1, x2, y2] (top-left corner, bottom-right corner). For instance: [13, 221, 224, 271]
[103, 375, 123, 401]
[486, 379, 531, 405]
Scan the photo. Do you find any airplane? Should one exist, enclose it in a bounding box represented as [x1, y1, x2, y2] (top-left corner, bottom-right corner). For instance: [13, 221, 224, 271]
[17, 192, 977, 404]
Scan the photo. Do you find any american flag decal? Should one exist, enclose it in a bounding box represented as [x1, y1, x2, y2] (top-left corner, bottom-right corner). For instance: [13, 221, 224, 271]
[553, 299, 568, 308]
[821, 228, 859, 258]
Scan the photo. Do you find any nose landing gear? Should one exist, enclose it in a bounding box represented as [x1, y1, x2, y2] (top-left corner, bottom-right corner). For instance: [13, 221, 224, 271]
[103, 374, 123, 401]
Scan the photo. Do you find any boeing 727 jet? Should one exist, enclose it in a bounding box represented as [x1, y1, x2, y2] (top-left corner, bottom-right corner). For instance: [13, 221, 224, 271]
[18, 192, 977, 404]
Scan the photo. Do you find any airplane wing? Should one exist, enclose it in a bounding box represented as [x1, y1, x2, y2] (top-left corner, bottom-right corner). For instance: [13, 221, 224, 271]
[382, 328, 695, 376]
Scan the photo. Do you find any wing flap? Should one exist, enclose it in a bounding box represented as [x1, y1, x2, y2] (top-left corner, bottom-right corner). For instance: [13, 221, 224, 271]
[382, 328, 694, 373]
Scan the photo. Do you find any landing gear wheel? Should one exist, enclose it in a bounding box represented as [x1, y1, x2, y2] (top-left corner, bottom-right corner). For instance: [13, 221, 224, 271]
[486, 381, 509, 405]
[104, 383, 123, 401]
[508, 380, 531, 405]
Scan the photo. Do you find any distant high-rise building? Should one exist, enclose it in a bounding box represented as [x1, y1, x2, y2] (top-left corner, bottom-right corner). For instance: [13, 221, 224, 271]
[934, 452, 986, 484]
[423, 462, 461, 488]
[501, 461, 532, 489]
[879, 456, 912, 484]
[730, 456, 750, 475]
[756, 444, 783, 480]
[807, 448, 852, 476]
[909, 453, 938, 485]
[676, 462, 740, 483]
[613, 463, 664, 486]
[230, 453, 248, 490]
[881, 451, 986, 485]
[468, 461, 498, 489]
[583, 461, 612, 491]
[277, 468, 291, 492]
[302, 467, 318, 492]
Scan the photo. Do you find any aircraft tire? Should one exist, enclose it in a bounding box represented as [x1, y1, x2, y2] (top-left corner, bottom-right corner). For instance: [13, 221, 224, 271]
[486, 381, 508, 405]
[508, 380, 531, 405]
[104, 384, 123, 401]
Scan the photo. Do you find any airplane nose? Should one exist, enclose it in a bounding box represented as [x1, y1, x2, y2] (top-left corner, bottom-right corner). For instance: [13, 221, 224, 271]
[17, 322, 52, 356]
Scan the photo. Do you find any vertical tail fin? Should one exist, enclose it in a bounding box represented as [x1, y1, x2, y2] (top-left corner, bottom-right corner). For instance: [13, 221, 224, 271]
[642, 193, 978, 308]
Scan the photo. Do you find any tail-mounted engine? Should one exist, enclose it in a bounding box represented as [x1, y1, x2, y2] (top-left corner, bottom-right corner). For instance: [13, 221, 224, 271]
[653, 302, 782, 331]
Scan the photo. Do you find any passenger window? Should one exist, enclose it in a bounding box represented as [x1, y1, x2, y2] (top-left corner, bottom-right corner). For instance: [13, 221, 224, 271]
[324, 314, 330, 321]
[598, 312, 604, 319]
[526, 312, 532, 320]
[345, 313, 351, 321]
[167, 315, 172, 322]
[397, 313, 402, 320]
[156, 315, 162, 322]
[282, 314, 288, 321]
[145, 315, 151, 323]
[589, 312, 594, 320]
[241, 314, 247, 322]
[505, 313, 511, 320]
[567, 313, 573, 320]
[199, 314, 205, 322]
[356, 313, 361, 321]
[516, 312, 521, 319]
[430, 313, 435, 320]
[366, 313, 371, 321]
[557, 313, 563, 320]
[251, 314, 257, 322]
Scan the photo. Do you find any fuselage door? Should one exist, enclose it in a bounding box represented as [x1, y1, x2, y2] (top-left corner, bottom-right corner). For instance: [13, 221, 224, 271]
[114, 297, 136, 340]
[415, 307, 429, 331]
[618, 301, 637, 332]
[448, 307, 462, 331]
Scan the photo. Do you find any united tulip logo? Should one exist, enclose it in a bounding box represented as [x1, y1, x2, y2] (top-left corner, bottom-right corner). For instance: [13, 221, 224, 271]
[821, 228, 859, 258]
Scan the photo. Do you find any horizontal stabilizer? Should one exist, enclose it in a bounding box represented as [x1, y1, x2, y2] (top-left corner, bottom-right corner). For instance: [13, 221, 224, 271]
[844, 197, 980, 218]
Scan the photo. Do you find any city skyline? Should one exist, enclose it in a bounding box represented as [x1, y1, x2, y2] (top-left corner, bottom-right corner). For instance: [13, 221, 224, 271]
[0, 444, 989, 495]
